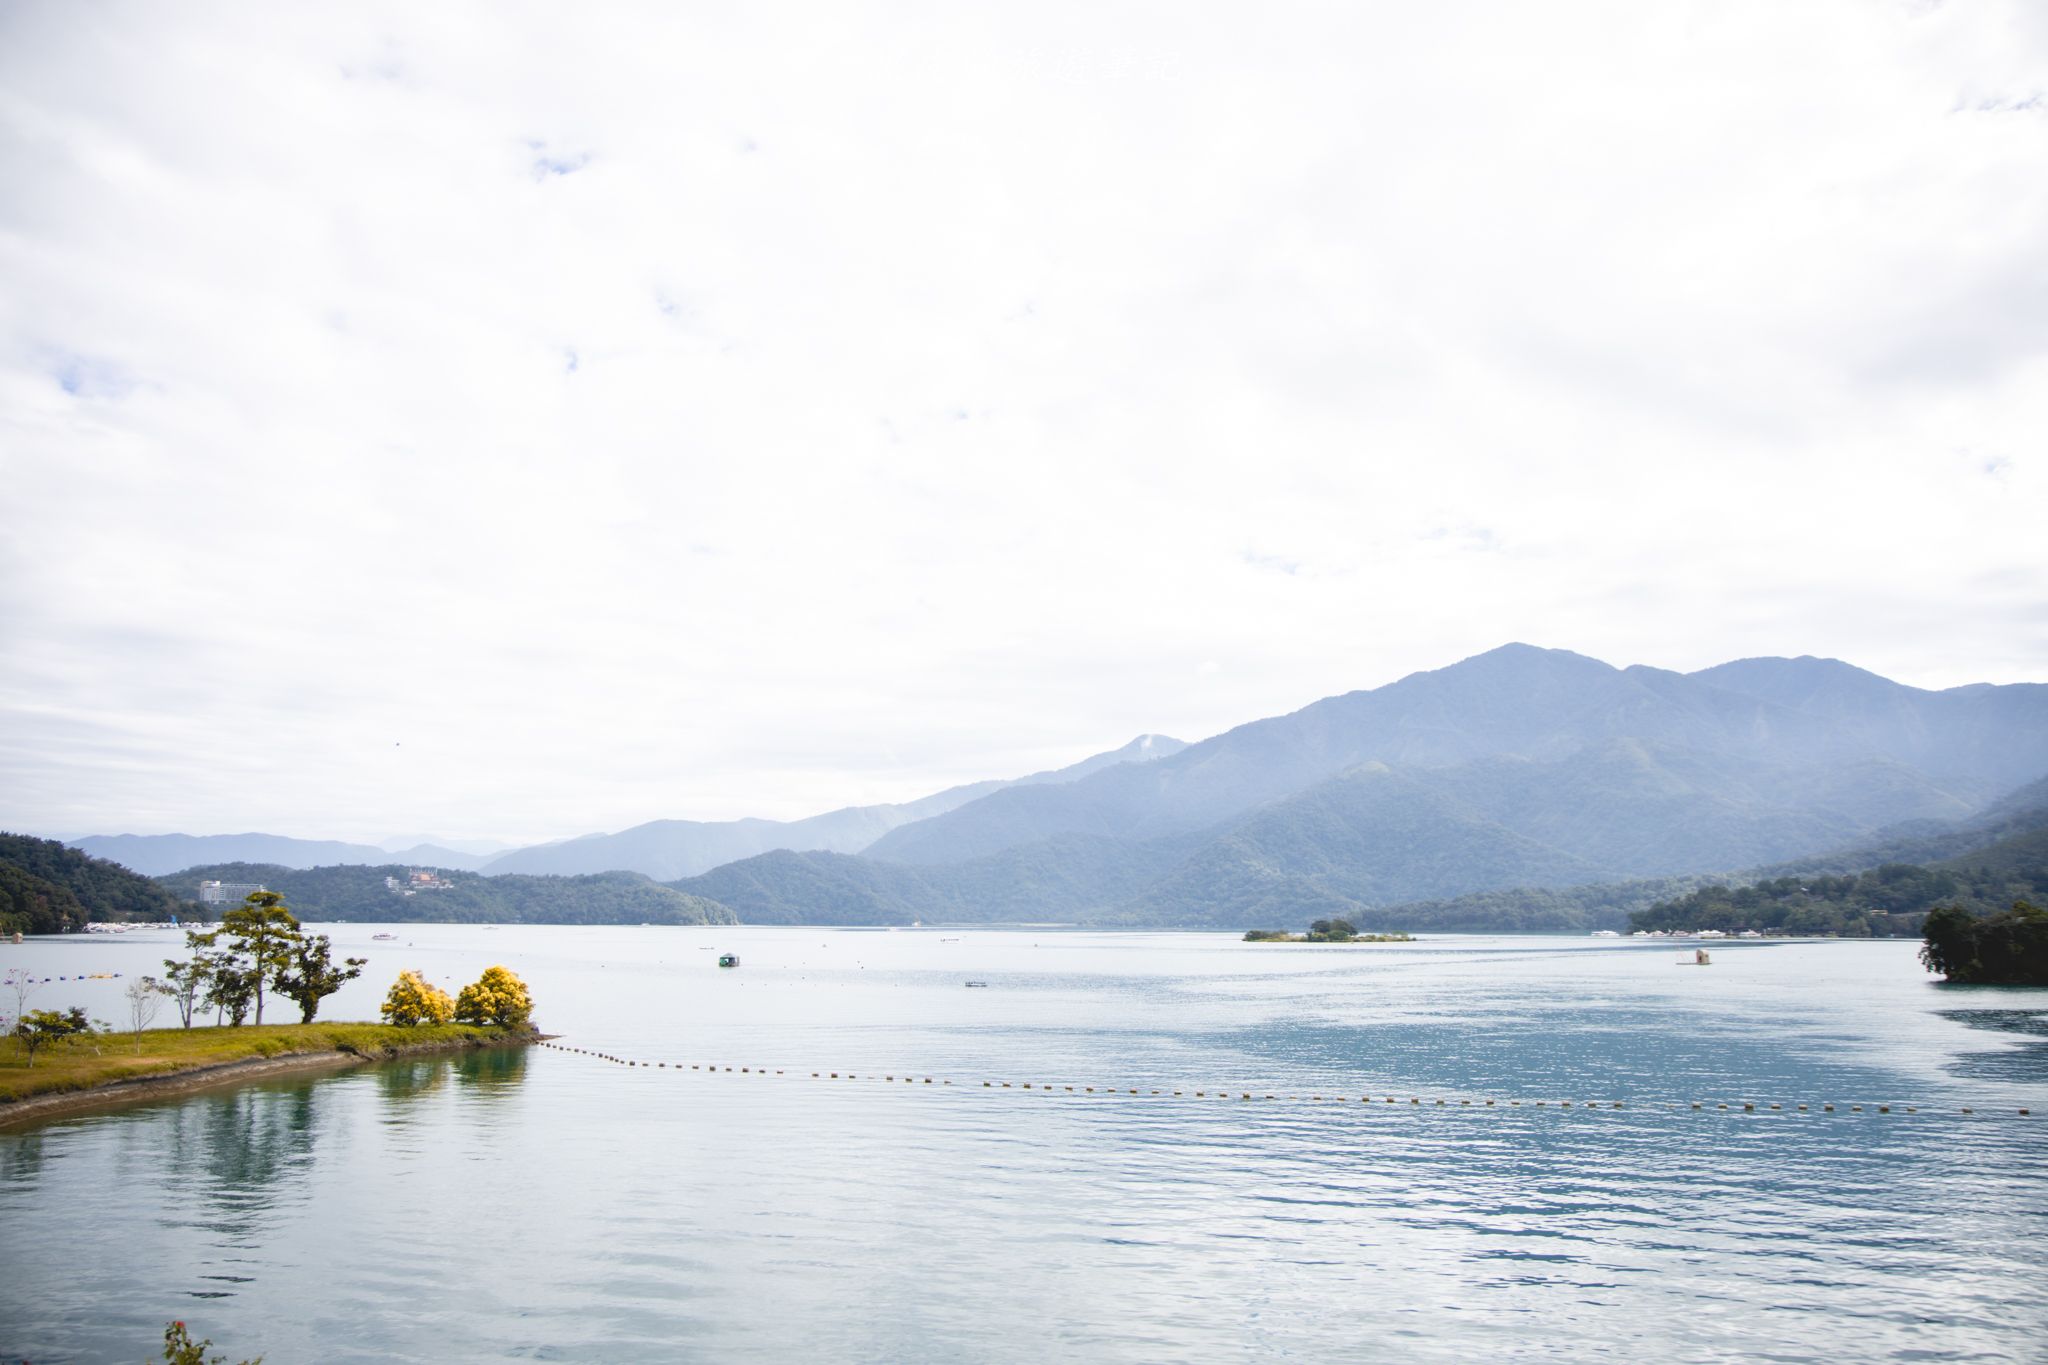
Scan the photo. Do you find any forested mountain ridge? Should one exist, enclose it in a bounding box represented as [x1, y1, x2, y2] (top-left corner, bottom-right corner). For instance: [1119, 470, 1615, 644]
[1755, 773, 2048, 877]
[1, 832, 192, 934]
[156, 863, 736, 926]
[1690, 656, 2048, 791]
[1367, 773, 2048, 938]
[1626, 812, 2048, 937]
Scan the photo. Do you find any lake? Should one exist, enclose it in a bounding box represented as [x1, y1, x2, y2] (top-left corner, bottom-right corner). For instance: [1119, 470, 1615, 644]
[2, 926, 2044, 1362]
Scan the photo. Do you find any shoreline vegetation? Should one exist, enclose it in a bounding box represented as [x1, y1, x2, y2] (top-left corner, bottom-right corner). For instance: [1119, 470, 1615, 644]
[0, 1020, 542, 1125]
[1920, 900, 2048, 985]
[5, 892, 544, 1127]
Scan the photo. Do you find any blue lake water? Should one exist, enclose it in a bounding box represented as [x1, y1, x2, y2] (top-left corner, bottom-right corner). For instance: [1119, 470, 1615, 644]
[2, 926, 2045, 1362]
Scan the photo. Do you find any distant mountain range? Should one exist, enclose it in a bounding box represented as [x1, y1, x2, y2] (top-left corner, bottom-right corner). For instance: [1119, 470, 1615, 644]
[69, 832, 499, 877]
[65, 735, 1187, 879]
[61, 645, 2048, 929]
[478, 734, 1186, 880]
[674, 645, 2048, 926]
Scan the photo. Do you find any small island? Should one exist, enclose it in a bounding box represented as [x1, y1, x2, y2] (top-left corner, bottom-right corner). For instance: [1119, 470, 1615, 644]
[1244, 918, 1413, 944]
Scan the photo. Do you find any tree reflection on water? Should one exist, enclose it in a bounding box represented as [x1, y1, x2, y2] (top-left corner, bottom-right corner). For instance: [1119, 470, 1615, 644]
[156, 1083, 322, 1243]
[451, 1044, 527, 1097]
[376, 1057, 448, 1105]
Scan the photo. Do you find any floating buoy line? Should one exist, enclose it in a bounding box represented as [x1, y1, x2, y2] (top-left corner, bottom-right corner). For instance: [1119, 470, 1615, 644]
[533, 1043, 2031, 1118]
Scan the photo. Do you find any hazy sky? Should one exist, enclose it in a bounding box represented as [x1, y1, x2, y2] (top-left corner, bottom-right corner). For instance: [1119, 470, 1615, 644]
[3, 1, 2045, 844]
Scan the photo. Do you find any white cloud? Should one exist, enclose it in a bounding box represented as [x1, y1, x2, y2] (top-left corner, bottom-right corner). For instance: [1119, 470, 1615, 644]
[1, 0, 2045, 842]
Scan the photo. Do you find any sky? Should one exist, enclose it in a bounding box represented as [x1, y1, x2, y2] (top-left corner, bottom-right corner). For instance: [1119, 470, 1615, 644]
[2, 1, 2045, 845]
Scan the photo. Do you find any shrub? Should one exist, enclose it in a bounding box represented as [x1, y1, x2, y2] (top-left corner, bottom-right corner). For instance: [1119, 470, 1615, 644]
[454, 965, 534, 1028]
[163, 1319, 260, 1364]
[379, 970, 454, 1026]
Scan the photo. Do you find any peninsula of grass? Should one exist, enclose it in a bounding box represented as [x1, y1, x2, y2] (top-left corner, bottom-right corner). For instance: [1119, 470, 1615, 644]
[0, 1021, 535, 1107]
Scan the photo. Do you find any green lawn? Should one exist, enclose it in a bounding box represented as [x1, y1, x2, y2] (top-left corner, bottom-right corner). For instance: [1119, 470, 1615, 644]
[0, 1021, 526, 1104]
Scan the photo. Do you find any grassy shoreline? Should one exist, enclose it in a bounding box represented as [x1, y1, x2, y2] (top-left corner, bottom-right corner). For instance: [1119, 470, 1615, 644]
[0, 1021, 537, 1108]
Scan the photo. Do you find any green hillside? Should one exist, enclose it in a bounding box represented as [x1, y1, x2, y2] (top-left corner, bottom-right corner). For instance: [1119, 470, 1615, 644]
[1626, 816, 2048, 937]
[1349, 874, 1721, 934]
[1, 832, 192, 933]
[675, 833, 1203, 925]
[156, 862, 736, 926]
[1111, 765, 1613, 926]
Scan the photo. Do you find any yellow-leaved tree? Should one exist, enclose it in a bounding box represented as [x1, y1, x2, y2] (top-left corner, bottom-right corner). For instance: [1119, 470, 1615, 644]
[379, 969, 454, 1026]
[454, 965, 534, 1028]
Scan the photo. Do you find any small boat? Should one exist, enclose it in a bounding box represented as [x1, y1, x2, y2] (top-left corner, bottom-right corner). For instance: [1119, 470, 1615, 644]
[1678, 948, 1711, 966]
[717, 954, 738, 968]
[372, 933, 398, 941]
[964, 980, 990, 988]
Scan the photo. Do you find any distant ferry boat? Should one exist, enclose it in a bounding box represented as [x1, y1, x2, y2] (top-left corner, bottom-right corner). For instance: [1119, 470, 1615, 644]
[372, 933, 398, 941]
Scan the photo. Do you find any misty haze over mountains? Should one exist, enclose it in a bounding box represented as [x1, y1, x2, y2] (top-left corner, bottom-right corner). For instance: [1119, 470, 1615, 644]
[69, 735, 1189, 879]
[68, 646, 2048, 926]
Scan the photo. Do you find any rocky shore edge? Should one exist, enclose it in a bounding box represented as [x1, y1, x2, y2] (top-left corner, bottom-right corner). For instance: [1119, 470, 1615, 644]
[0, 1028, 549, 1129]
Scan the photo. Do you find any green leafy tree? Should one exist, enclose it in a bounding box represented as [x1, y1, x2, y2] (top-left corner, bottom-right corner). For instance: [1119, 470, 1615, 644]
[199, 893, 304, 1026]
[206, 956, 258, 1027]
[1921, 901, 2048, 984]
[273, 935, 367, 1024]
[454, 965, 534, 1027]
[380, 969, 454, 1026]
[1919, 904, 1976, 980]
[12, 1005, 90, 1067]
